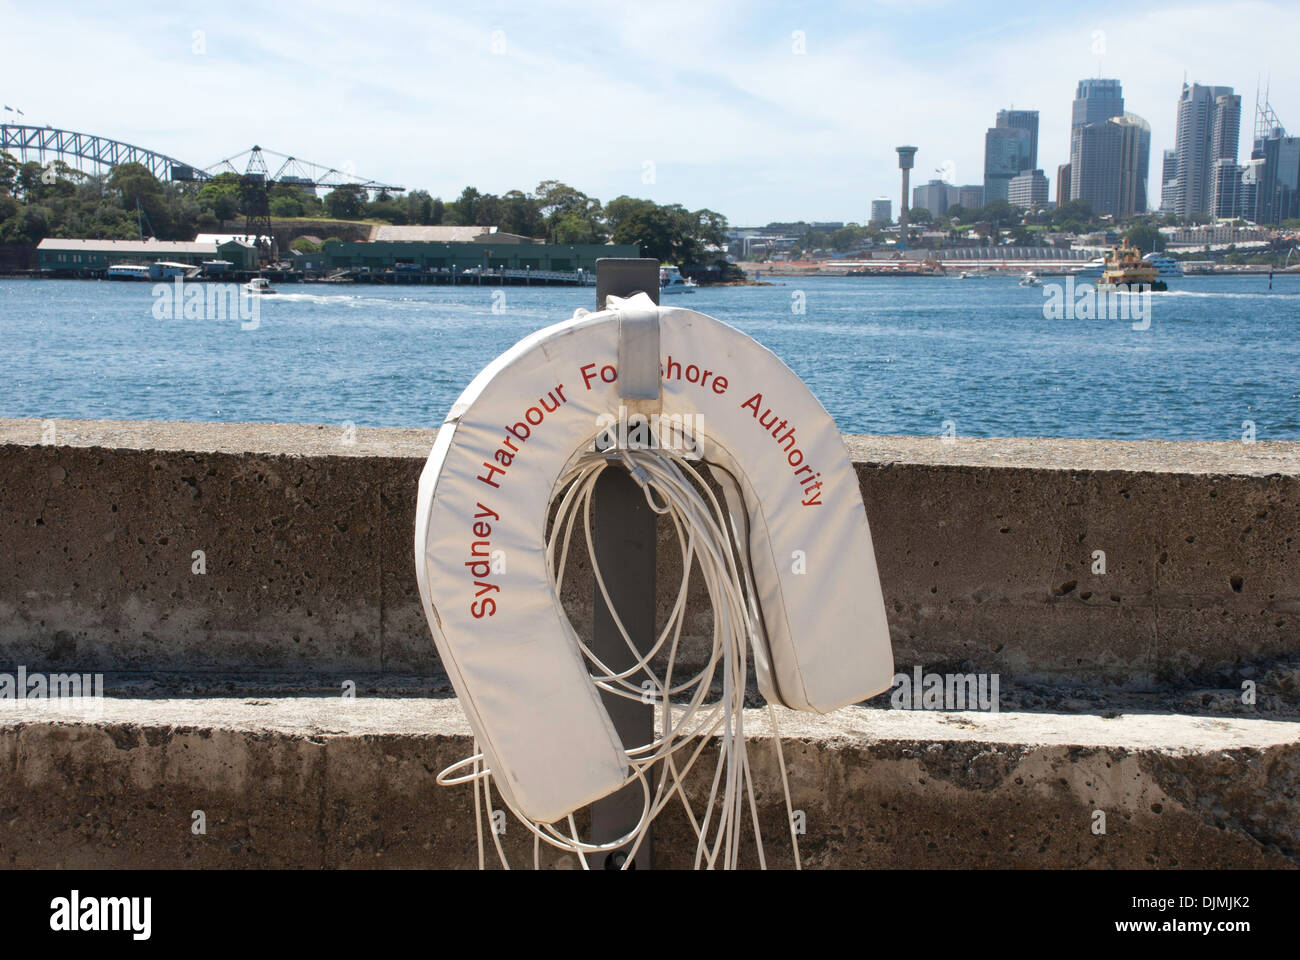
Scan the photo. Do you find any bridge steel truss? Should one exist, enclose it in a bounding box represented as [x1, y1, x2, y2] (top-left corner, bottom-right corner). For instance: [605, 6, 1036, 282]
[0, 124, 210, 182]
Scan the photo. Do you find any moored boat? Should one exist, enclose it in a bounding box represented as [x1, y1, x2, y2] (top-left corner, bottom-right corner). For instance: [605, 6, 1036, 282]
[106, 264, 151, 281]
[660, 266, 697, 295]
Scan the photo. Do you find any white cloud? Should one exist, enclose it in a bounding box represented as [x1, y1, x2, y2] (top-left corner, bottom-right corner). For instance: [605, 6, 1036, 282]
[1, 0, 1294, 224]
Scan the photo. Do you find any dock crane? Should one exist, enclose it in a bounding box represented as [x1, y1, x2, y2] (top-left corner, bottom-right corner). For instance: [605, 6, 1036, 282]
[182, 145, 404, 260]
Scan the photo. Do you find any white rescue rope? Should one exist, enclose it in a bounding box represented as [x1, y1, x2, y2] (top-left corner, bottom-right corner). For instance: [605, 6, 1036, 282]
[436, 439, 801, 871]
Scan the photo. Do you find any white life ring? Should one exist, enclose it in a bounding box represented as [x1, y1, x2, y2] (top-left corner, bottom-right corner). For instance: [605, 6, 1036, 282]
[415, 294, 894, 823]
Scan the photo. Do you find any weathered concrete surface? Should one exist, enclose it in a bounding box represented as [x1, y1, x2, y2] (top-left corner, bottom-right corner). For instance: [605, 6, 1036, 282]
[2, 418, 1298, 687]
[0, 698, 1295, 869]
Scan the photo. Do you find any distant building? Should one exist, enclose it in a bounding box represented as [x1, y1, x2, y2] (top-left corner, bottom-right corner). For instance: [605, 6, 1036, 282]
[370, 224, 514, 242]
[1072, 78, 1125, 128]
[313, 239, 638, 274]
[870, 197, 892, 224]
[1248, 101, 1300, 224]
[1050, 163, 1071, 206]
[912, 179, 953, 217]
[956, 184, 984, 211]
[1114, 113, 1152, 217]
[1174, 83, 1239, 219]
[984, 125, 1031, 202]
[36, 238, 258, 276]
[1070, 79, 1126, 215]
[996, 109, 1040, 170]
[1159, 149, 1179, 213]
[1070, 111, 1150, 219]
[1238, 157, 1265, 222]
[1008, 169, 1049, 209]
[1210, 159, 1241, 219]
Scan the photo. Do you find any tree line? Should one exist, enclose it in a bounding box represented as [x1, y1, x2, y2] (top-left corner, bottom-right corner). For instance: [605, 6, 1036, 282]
[0, 152, 731, 267]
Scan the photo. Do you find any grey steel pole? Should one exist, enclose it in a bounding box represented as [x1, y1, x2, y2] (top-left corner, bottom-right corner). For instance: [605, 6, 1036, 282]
[589, 257, 660, 870]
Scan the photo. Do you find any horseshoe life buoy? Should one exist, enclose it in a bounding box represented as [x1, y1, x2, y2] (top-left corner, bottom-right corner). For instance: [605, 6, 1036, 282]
[415, 293, 894, 824]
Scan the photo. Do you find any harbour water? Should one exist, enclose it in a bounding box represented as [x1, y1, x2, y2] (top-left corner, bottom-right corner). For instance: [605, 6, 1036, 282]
[2, 275, 1298, 441]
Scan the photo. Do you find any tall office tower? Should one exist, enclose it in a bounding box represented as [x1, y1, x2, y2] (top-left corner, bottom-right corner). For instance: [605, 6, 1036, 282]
[984, 125, 1031, 202]
[1070, 112, 1150, 218]
[1249, 92, 1300, 224]
[996, 109, 1040, 170]
[1238, 157, 1265, 222]
[1159, 149, 1179, 213]
[1072, 78, 1124, 127]
[1174, 82, 1239, 219]
[870, 197, 892, 224]
[1210, 159, 1241, 218]
[1070, 79, 1125, 212]
[1114, 113, 1151, 218]
[1056, 163, 1072, 206]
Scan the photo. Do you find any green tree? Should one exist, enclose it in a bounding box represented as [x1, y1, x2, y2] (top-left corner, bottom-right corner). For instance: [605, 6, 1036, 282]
[1123, 224, 1166, 253]
[324, 184, 366, 219]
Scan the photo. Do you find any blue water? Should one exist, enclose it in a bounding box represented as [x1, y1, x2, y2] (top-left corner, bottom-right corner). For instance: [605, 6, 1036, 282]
[3, 275, 1299, 440]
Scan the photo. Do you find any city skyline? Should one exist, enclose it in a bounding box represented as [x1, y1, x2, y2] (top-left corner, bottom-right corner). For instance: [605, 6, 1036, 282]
[1, 0, 1297, 225]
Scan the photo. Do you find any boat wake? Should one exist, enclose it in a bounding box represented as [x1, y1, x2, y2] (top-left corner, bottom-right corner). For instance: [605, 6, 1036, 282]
[1155, 289, 1300, 300]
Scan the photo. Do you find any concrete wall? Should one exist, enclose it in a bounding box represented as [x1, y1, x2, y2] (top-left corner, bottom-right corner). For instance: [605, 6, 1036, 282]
[3, 698, 1295, 868]
[2, 418, 1297, 689]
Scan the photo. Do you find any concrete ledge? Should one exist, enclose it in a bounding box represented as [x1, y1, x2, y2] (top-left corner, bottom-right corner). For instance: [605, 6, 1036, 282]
[2, 416, 1300, 686]
[1, 697, 1295, 868]
[2, 418, 1299, 688]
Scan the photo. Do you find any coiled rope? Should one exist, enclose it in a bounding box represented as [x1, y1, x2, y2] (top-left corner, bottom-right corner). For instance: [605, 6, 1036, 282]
[437, 438, 801, 870]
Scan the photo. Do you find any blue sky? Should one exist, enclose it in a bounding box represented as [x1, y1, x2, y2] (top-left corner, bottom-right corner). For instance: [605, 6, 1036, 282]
[3, 0, 1296, 225]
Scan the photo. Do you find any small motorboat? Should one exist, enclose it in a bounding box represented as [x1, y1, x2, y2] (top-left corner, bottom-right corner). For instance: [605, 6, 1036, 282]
[1018, 271, 1042, 287]
[244, 277, 277, 295]
[660, 266, 698, 295]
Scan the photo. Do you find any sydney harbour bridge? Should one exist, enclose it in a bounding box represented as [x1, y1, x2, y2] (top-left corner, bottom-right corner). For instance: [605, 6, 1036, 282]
[0, 122, 402, 193]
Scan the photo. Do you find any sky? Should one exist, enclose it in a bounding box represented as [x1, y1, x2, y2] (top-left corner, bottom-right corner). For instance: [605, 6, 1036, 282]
[2, 0, 1297, 226]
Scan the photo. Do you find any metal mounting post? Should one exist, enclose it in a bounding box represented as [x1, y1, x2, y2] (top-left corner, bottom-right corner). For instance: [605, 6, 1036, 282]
[590, 258, 660, 870]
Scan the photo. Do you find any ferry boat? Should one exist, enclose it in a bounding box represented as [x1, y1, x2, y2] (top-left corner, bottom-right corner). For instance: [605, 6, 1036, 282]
[1018, 271, 1042, 287]
[149, 261, 197, 281]
[1141, 252, 1183, 279]
[243, 277, 277, 295]
[106, 264, 151, 281]
[660, 266, 697, 295]
[1098, 240, 1166, 291]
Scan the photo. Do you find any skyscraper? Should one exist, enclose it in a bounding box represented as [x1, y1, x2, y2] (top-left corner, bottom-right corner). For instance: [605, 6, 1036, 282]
[870, 197, 892, 225]
[1174, 83, 1239, 219]
[1114, 114, 1151, 218]
[1070, 79, 1125, 215]
[984, 126, 1031, 202]
[1072, 78, 1124, 127]
[1056, 163, 1071, 207]
[1071, 111, 1150, 219]
[996, 109, 1039, 170]
[1248, 92, 1300, 224]
[1159, 149, 1178, 214]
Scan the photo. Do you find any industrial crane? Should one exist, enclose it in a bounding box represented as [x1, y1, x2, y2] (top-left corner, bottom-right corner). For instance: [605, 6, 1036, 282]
[180, 145, 404, 259]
